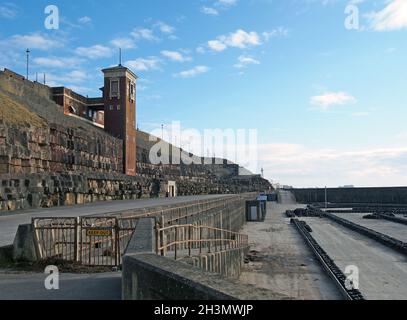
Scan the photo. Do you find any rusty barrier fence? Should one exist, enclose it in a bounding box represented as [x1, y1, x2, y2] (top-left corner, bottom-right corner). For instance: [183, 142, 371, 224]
[32, 216, 139, 266]
[156, 224, 249, 260]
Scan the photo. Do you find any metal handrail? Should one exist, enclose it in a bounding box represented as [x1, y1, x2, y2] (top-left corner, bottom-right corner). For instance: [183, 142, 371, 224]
[156, 223, 248, 259]
[122, 195, 239, 220]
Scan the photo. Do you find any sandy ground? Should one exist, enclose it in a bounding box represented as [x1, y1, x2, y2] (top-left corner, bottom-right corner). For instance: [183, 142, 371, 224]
[238, 191, 342, 300]
[303, 217, 407, 300]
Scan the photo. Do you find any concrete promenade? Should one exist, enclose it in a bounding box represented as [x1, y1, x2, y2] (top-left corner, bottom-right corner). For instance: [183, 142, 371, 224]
[238, 191, 342, 300]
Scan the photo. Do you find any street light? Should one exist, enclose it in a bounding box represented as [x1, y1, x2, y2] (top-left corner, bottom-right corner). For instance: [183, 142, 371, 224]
[26, 49, 30, 80]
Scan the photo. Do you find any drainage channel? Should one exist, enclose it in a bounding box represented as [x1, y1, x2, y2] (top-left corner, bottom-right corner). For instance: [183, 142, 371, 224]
[290, 218, 364, 301]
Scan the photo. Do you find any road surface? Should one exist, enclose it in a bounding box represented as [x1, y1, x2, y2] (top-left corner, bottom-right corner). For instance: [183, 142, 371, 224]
[0, 271, 121, 300]
[0, 194, 230, 247]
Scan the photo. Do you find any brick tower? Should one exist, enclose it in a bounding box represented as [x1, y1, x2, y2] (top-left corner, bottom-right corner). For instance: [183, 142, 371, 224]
[102, 65, 137, 176]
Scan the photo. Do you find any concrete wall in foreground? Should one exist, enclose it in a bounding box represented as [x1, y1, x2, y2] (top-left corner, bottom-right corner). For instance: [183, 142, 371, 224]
[291, 187, 407, 204]
[122, 215, 273, 300]
[122, 253, 277, 300]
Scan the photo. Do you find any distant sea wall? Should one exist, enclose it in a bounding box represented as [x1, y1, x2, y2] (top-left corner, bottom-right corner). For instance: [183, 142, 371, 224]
[291, 187, 407, 204]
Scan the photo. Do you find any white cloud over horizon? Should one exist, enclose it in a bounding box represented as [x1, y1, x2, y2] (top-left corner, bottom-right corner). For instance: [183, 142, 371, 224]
[310, 92, 357, 110]
[257, 143, 407, 188]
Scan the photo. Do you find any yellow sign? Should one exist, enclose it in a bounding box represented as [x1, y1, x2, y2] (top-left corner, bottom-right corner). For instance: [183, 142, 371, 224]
[86, 229, 113, 237]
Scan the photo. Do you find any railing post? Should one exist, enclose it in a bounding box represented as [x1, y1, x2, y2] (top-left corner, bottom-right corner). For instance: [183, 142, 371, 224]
[114, 220, 119, 266]
[174, 226, 178, 260]
[74, 217, 80, 262]
[155, 221, 160, 255]
[208, 227, 211, 254]
[199, 225, 202, 254]
[188, 225, 191, 256]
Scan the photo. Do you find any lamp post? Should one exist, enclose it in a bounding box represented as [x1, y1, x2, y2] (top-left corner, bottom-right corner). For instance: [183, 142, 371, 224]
[26, 49, 30, 80]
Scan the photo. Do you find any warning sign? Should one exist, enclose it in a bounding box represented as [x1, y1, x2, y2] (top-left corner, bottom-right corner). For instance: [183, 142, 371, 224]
[86, 228, 113, 237]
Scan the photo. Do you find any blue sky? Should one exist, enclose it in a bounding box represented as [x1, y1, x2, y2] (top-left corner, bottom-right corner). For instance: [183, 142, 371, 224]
[1, 0, 407, 187]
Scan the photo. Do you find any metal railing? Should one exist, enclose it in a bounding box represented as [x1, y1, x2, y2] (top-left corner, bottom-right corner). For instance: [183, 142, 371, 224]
[31, 194, 253, 266]
[121, 195, 240, 225]
[156, 223, 248, 260]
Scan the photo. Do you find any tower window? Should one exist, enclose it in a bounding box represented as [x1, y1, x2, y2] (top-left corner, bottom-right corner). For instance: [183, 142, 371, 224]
[110, 79, 119, 98]
[117, 105, 121, 111]
[129, 82, 135, 101]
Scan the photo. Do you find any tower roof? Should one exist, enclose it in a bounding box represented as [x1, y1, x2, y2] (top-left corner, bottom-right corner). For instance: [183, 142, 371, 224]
[101, 65, 138, 81]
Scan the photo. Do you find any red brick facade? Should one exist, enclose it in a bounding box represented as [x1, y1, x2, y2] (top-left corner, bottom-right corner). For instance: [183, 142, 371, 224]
[48, 65, 138, 176]
[102, 66, 137, 176]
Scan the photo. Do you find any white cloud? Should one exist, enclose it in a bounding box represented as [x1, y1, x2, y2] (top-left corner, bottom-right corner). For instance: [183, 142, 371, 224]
[161, 50, 191, 62]
[174, 66, 209, 78]
[368, 0, 407, 31]
[155, 21, 175, 34]
[47, 69, 89, 84]
[208, 40, 228, 52]
[75, 45, 113, 59]
[196, 46, 206, 54]
[216, 0, 237, 7]
[110, 37, 136, 49]
[125, 57, 160, 71]
[5, 33, 61, 51]
[201, 0, 237, 15]
[263, 27, 289, 41]
[310, 92, 357, 110]
[201, 7, 219, 15]
[234, 55, 260, 68]
[257, 143, 407, 187]
[78, 16, 92, 24]
[208, 29, 261, 52]
[0, 3, 18, 19]
[33, 56, 83, 69]
[131, 28, 160, 42]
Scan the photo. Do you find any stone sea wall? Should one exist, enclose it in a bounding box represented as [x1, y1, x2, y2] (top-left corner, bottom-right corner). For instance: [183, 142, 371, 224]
[0, 70, 271, 212]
